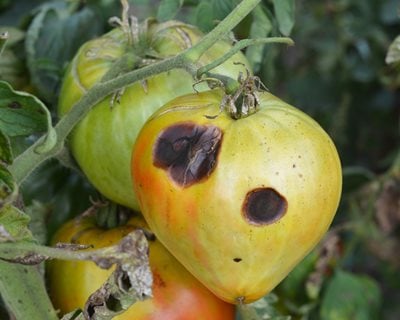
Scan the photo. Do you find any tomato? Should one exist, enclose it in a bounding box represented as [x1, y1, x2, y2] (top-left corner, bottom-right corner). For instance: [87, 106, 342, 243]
[58, 20, 250, 211]
[46, 214, 235, 319]
[131, 88, 342, 304]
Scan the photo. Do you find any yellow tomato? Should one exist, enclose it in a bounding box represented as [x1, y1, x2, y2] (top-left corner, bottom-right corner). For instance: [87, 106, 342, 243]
[131, 89, 342, 303]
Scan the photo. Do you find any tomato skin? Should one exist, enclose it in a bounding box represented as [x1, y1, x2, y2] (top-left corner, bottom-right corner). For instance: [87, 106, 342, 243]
[46, 214, 235, 319]
[58, 21, 250, 211]
[131, 89, 342, 304]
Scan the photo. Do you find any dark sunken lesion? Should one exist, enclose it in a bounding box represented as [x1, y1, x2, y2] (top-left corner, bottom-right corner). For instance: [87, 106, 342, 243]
[242, 188, 287, 226]
[153, 122, 223, 187]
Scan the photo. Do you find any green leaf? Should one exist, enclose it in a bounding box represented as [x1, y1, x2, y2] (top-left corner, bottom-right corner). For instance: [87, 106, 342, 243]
[194, 1, 214, 32]
[0, 128, 16, 208]
[0, 48, 29, 89]
[386, 35, 400, 65]
[25, 201, 49, 245]
[246, 5, 273, 72]
[0, 129, 12, 164]
[0, 81, 48, 137]
[25, 1, 103, 102]
[320, 270, 382, 320]
[0, 261, 59, 319]
[156, 0, 183, 22]
[0, 81, 57, 154]
[0, 205, 33, 242]
[238, 294, 291, 319]
[272, 0, 295, 36]
[0, 28, 27, 90]
[277, 250, 318, 301]
[0, 166, 17, 208]
[212, 0, 240, 20]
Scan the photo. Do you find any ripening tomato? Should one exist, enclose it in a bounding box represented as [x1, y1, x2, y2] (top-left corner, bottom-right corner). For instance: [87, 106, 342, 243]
[131, 88, 342, 304]
[46, 214, 235, 319]
[58, 20, 250, 211]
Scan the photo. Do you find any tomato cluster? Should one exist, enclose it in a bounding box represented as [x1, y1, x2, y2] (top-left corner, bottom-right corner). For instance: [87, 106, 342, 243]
[52, 16, 342, 319]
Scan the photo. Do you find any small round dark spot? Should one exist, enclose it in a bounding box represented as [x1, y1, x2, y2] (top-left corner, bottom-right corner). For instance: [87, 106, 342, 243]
[292, 164, 296, 168]
[8, 101, 21, 109]
[153, 122, 223, 187]
[233, 258, 242, 263]
[242, 188, 287, 225]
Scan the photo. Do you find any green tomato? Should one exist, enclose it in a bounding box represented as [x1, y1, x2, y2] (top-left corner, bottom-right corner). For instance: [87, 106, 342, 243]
[58, 20, 250, 210]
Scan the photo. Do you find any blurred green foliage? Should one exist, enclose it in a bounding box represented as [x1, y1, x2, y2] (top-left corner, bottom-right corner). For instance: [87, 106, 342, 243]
[0, 0, 399, 319]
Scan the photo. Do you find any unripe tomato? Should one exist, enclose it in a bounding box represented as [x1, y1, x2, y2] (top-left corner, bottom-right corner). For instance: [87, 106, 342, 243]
[58, 20, 250, 211]
[46, 214, 235, 319]
[131, 89, 342, 304]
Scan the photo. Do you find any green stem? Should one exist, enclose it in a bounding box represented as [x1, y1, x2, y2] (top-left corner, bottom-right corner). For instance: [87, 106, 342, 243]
[0, 262, 58, 320]
[197, 37, 294, 77]
[0, 239, 133, 263]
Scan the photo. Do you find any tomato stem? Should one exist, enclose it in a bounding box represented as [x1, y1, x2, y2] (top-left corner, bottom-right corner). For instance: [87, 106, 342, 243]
[197, 37, 294, 79]
[0, 229, 147, 264]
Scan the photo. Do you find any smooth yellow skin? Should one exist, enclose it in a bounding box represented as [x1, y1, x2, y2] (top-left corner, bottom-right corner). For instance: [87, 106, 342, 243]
[58, 22, 250, 211]
[132, 89, 342, 304]
[47, 215, 235, 319]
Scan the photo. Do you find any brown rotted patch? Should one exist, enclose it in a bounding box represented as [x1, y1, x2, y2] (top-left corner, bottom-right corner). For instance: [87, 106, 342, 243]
[242, 188, 287, 225]
[153, 122, 222, 187]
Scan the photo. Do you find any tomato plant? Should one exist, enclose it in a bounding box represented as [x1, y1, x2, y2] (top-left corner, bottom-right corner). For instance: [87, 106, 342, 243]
[131, 87, 342, 304]
[1, 0, 397, 319]
[58, 19, 250, 211]
[47, 213, 235, 319]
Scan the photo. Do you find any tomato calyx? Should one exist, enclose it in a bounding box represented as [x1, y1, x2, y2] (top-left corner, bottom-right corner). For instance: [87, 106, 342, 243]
[82, 198, 133, 230]
[109, 1, 194, 67]
[222, 72, 266, 120]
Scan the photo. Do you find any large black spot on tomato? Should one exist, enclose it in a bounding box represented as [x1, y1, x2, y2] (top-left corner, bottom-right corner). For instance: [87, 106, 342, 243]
[153, 122, 222, 187]
[242, 188, 287, 225]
